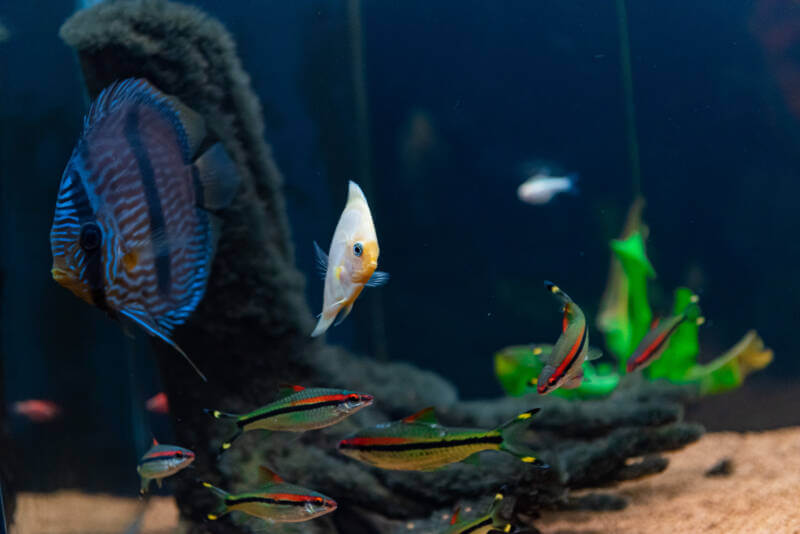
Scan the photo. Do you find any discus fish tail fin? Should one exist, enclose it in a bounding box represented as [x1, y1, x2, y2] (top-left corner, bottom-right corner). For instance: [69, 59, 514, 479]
[194, 143, 240, 210]
[202, 481, 230, 520]
[497, 409, 548, 468]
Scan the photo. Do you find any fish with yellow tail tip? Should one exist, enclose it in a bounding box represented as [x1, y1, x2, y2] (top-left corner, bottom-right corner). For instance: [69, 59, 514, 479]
[202, 465, 337, 523]
[311, 181, 389, 337]
[136, 438, 195, 494]
[337, 407, 548, 471]
[443, 493, 512, 534]
[533, 281, 602, 395]
[626, 295, 704, 373]
[205, 384, 374, 455]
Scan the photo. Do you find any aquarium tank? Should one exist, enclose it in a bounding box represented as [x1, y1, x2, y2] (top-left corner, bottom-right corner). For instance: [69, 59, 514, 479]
[0, 1, 798, 533]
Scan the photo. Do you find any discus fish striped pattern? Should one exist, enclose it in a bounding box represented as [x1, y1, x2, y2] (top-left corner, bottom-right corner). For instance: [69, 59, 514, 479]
[50, 79, 238, 376]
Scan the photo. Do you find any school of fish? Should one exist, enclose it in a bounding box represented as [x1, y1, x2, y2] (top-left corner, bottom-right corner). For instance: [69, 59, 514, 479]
[44, 78, 705, 529]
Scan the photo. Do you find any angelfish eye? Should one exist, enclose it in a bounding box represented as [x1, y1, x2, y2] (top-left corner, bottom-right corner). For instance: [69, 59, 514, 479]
[79, 223, 102, 251]
[353, 242, 363, 257]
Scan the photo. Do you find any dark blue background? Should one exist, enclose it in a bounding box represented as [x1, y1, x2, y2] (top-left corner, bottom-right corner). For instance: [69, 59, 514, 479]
[1, 0, 797, 493]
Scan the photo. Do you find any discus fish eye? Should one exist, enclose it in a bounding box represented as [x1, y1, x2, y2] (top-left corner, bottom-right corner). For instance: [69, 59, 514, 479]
[79, 223, 102, 251]
[353, 242, 363, 257]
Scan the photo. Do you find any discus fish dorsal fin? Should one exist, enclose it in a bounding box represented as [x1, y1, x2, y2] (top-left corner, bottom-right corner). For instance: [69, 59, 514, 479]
[258, 465, 284, 484]
[402, 407, 438, 424]
[365, 270, 390, 287]
[119, 308, 207, 382]
[450, 506, 460, 525]
[313, 241, 329, 279]
[193, 143, 240, 210]
[87, 79, 206, 162]
[278, 384, 305, 397]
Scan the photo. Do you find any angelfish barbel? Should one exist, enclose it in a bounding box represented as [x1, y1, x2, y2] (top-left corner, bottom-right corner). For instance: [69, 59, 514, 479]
[533, 281, 601, 395]
[337, 407, 547, 471]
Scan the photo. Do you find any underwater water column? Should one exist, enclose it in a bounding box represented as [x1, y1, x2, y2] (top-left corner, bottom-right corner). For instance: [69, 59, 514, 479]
[59, 2, 705, 532]
[347, 0, 390, 362]
[616, 0, 642, 198]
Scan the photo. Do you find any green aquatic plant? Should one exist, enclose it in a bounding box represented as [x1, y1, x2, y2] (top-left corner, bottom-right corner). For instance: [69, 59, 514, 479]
[609, 230, 655, 372]
[684, 330, 773, 395]
[494, 344, 619, 399]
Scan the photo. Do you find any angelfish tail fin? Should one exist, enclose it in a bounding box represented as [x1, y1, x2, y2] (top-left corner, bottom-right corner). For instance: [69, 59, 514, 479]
[496, 409, 548, 468]
[201, 482, 230, 520]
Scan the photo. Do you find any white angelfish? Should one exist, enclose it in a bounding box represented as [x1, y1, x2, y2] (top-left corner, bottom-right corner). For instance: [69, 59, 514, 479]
[311, 181, 389, 337]
[517, 169, 578, 205]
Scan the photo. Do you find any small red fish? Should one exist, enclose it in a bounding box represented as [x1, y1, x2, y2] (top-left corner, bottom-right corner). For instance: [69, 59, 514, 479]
[146, 392, 169, 414]
[12, 399, 61, 423]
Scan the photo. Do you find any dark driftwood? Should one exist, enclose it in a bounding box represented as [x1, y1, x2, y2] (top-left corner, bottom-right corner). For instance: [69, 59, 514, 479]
[60, 2, 703, 533]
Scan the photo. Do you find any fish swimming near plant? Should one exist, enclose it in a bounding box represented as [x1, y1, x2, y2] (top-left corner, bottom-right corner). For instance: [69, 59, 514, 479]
[517, 169, 578, 205]
[337, 407, 546, 471]
[443, 492, 512, 534]
[50, 78, 241, 382]
[533, 281, 601, 395]
[207, 385, 374, 454]
[202, 465, 337, 523]
[626, 296, 704, 373]
[137, 438, 195, 494]
[11, 399, 62, 423]
[311, 181, 389, 337]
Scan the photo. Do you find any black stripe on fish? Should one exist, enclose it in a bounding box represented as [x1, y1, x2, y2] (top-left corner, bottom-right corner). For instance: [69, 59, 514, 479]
[339, 435, 503, 452]
[238, 399, 345, 428]
[124, 106, 171, 296]
[69, 169, 110, 312]
[461, 518, 494, 534]
[225, 496, 310, 507]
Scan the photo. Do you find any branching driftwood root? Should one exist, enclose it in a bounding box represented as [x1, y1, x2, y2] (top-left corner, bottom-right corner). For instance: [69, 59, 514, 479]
[61, 2, 703, 533]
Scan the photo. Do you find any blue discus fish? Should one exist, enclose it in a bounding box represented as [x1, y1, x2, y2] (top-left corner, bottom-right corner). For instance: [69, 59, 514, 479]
[50, 79, 239, 381]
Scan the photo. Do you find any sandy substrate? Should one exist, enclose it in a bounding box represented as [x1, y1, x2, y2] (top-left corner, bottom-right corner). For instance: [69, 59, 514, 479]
[10, 428, 800, 534]
[539, 426, 800, 534]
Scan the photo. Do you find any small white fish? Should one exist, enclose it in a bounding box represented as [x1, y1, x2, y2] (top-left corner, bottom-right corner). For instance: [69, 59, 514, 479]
[311, 181, 388, 337]
[517, 171, 578, 205]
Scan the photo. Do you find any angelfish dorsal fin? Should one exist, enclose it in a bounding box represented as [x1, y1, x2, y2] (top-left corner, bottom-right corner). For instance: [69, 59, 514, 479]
[402, 407, 438, 425]
[278, 384, 305, 398]
[258, 465, 284, 484]
[450, 506, 461, 526]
